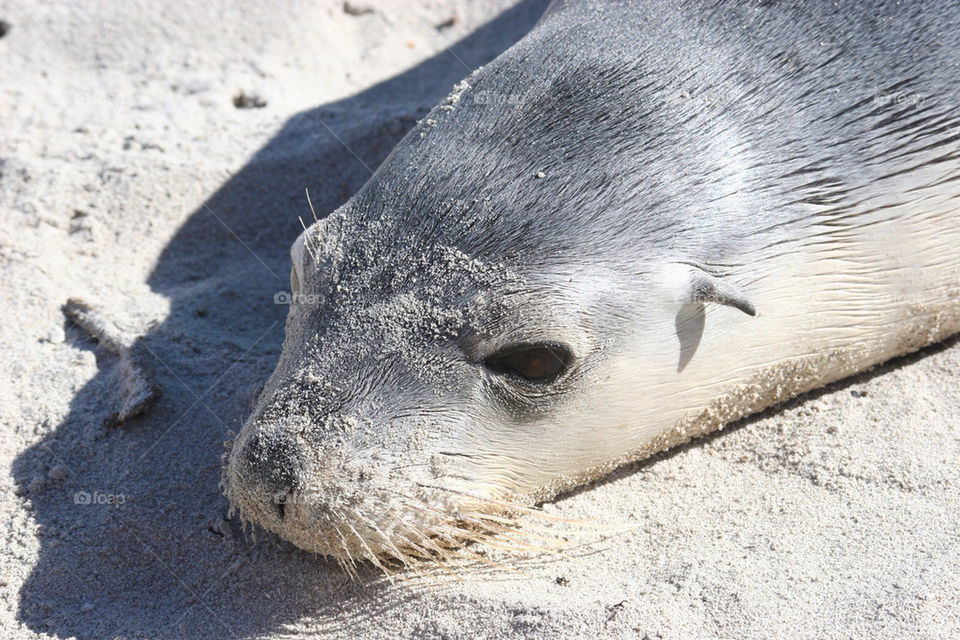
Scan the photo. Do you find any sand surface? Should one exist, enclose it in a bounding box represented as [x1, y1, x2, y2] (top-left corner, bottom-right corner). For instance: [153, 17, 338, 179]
[2, 1, 959, 638]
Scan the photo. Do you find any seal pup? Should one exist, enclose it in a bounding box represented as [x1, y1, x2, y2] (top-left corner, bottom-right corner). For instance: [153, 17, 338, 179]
[224, 0, 960, 571]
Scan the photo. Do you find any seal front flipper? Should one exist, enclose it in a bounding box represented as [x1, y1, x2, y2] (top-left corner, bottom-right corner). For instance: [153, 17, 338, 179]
[681, 265, 756, 317]
[667, 264, 756, 372]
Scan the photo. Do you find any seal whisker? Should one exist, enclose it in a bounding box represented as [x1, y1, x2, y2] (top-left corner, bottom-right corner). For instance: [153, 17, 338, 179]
[392, 499, 489, 562]
[390, 508, 484, 573]
[453, 517, 567, 555]
[305, 187, 320, 225]
[403, 530, 468, 582]
[298, 216, 320, 264]
[401, 497, 553, 557]
[394, 497, 530, 554]
[349, 509, 412, 569]
[421, 523, 521, 574]
[390, 490, 537, 565]
[471, 510, 628, 538]
[418, 484, 595, 524]
[459, 515, 572, 549]
[393, 485, 598, 562]
[393, 529, 459, 581]
[420, 516, 537, 570]
[345, 522, 391, 576]
[331, 524, 361, 580]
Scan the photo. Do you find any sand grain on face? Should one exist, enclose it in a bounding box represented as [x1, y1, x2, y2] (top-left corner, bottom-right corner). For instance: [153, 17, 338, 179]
[2, 0, 959, 639]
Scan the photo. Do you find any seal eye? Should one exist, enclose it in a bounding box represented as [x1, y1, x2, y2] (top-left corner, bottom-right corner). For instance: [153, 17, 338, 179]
[484, 343, 572, 384]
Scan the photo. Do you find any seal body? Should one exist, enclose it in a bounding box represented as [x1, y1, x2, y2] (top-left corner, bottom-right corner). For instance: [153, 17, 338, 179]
[225, 0, 960, 566]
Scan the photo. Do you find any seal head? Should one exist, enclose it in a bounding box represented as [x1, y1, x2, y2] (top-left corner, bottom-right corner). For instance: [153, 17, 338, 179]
[223, 0, 768, 566]
[224, 0, 960, 568]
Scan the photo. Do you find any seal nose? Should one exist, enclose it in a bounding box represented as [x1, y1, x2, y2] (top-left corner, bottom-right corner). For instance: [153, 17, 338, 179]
[234, 426, 305, 521]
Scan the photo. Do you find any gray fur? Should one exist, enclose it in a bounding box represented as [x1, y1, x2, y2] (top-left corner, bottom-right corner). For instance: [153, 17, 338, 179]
[225, 0, 960, 563]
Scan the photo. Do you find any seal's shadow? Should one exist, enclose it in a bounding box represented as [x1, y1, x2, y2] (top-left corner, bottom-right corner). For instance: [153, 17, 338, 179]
[13, 3, 549, 638]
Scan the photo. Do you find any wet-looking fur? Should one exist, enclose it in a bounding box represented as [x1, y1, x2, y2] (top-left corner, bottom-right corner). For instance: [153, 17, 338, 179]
[224, 0, 960, 572]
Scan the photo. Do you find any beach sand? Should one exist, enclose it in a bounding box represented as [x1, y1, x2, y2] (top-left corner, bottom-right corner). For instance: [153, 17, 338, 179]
[1, 1, 958, 638]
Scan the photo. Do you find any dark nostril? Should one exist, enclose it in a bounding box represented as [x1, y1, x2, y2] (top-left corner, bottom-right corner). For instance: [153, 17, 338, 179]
[239, 427, 304, 508]
[270, 488, 296, 522]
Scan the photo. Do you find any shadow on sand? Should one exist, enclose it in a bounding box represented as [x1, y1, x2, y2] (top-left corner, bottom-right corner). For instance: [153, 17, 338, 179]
[13, 2, 549, 638]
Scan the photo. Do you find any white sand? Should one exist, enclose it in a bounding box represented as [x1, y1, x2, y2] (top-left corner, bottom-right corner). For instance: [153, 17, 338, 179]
[2, 1, 958, 638]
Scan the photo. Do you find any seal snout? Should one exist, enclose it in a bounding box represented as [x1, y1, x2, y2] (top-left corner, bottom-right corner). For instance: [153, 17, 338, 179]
[228, 424, 307, 523]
